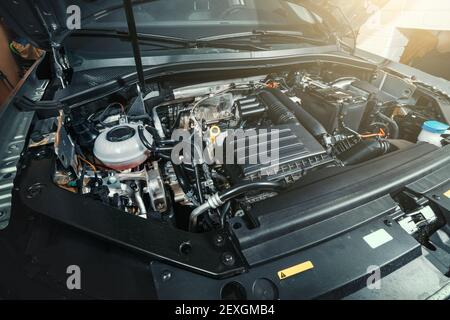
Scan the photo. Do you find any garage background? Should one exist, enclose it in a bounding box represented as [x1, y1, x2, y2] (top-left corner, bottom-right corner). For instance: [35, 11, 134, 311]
[357, 0, 450, 63]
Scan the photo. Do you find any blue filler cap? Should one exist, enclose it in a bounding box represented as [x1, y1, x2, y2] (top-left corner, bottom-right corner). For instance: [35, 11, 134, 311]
[422, 121, 449, 134]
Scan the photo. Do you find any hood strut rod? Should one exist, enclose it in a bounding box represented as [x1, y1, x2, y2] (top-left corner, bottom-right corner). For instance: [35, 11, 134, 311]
[123, 0, 146, 92]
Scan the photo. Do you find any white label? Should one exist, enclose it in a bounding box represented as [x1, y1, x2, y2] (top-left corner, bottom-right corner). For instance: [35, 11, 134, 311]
[363, 229, 393, 249]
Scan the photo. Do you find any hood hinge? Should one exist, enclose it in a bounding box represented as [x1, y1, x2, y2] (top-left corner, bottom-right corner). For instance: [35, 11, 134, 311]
[51, 42, 71, 88]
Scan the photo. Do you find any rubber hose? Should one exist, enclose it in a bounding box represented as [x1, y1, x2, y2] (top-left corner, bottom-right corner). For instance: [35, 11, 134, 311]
[189, 181, 284, 231]
[258, 91, 298, 125]
[194, 165, 204, 203]
[338, 139, 390, 166]
[138, 125, 154, 150]
[218, 181, 284, 203]
[268, 88, 328, 137]
[173, 164, 193, 196]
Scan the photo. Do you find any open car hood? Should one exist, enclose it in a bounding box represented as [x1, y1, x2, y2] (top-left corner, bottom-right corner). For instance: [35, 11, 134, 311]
[0, 0, 126, 50]
[0, 0, 387, 51]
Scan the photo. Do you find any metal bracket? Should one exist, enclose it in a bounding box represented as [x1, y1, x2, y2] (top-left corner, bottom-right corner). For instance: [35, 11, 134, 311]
[127, 85, 147, 116]
[55, 125, 77, 172]
[146, 161, 168, 212]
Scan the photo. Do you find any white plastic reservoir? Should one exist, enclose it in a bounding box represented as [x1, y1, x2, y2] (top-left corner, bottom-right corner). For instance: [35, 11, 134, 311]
[417, 120, 449, 147]
[94, 123, 153, 170]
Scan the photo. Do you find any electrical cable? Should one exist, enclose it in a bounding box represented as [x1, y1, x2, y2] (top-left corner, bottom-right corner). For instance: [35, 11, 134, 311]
[77, 156, 97, 173]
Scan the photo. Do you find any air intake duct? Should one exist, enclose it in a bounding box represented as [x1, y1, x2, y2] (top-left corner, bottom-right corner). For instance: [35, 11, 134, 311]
[338, 139, 391, 165]
[267, 88, 328, 138]
[258, 90, 298, 125]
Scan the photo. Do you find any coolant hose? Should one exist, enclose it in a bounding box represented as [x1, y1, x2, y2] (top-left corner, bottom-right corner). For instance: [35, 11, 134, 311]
[138, 125, 154, 150]
[268, 88, 328, 138]
[338, 139, 391, 166]
[189, 181, 284, 231]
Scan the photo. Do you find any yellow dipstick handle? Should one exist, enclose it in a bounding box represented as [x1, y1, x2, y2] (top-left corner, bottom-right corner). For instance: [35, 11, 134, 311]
[210, 126, 221, 144]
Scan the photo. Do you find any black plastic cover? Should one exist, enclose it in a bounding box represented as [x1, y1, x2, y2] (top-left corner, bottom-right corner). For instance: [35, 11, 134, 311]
[233, 143, 448, 265]
[236, 124, 334, 183]
[297, 86, 368, 132]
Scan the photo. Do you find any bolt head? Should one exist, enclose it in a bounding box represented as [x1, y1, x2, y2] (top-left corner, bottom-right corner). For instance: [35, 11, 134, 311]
[26, 183, 45, 199]
[130, 182, 138, 191]
[214, 235, 225, 247]
[161, 270, 172, 282]
[222, 252, 235, 267]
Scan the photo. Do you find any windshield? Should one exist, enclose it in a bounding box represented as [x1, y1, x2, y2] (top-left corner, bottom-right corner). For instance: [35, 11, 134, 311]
[85, 0, 326, 41]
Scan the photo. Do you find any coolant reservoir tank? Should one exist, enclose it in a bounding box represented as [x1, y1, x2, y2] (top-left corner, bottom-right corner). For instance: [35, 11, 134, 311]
[418, 120, 449, 147]
[94, 123, 153, 170]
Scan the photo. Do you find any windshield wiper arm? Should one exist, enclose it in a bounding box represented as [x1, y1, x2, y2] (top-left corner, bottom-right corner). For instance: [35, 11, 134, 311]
[194, 39, 267, 51]
[198, 30, 330, 45]
[72, 29, 192, 45]
[72, 29, 267, 51]
[253, 30, 330, 44]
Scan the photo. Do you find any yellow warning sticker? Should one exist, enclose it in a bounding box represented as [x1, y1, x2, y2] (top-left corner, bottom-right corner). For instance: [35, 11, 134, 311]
[277, 261, 314, 280]
[444, 189, 450, 199]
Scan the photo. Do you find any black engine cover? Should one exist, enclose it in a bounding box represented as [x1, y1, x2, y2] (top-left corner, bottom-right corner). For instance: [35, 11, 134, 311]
[224, 122, 334, 204]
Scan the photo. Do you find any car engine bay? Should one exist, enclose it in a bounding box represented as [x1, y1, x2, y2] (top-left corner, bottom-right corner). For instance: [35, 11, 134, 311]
[2, 0, 450, 301]
[24, 63, 448, 239]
